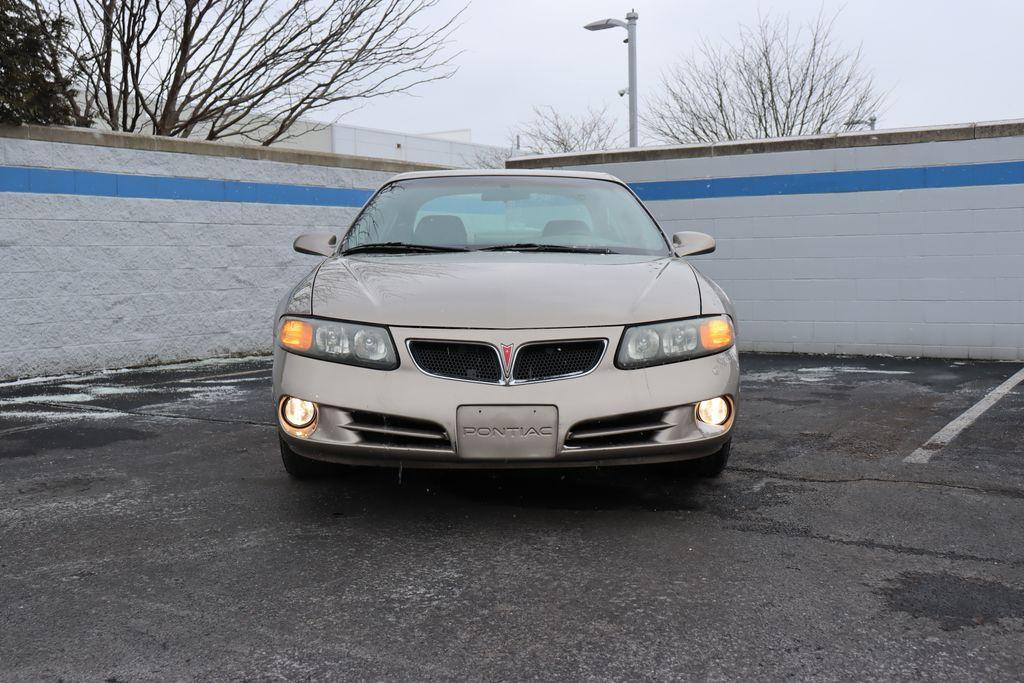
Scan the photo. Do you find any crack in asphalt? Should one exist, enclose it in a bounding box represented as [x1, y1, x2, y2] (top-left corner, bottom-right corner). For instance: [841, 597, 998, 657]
[731, 466, 1024, 500]
[729, 519, 1024, 568]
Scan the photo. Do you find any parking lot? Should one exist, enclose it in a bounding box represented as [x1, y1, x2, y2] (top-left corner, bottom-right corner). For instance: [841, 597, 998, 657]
[1, 353, 1023, 680]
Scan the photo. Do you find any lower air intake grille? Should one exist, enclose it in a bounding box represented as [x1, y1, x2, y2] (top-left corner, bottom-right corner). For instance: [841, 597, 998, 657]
[344, 410, 451, 450]
[564, 407, 674, 448]
[511, 340, 606, 383]
[408, 340, 502, 384]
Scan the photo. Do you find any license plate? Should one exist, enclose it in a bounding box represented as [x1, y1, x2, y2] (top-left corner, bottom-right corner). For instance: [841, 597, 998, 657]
[456, 405, 558, 460]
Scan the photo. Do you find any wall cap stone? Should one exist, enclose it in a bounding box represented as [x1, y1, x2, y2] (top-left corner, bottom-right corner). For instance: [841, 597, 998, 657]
[506, 119, 1024, 169]
[0, 123, 448, 173]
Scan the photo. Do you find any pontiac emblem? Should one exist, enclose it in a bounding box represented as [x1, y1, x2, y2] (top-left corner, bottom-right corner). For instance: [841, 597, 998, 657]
[500, 343, 514, 378]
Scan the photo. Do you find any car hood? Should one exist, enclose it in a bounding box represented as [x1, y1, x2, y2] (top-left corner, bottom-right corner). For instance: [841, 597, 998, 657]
[310, 252, 701, 329]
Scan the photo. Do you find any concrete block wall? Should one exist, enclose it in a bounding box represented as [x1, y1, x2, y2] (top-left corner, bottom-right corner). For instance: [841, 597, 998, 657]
[0, 125, 428, 380]
[508, 122, 1024, 361]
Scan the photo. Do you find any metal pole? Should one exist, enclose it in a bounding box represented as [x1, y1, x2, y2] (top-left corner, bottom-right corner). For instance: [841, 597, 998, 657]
[626, 10, 638, 147]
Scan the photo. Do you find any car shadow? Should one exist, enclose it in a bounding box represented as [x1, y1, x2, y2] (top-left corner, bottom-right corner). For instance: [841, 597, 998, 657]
[306, 463, 713, 513]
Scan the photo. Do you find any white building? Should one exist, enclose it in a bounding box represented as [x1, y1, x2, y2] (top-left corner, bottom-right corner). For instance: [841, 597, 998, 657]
[262, 120, 508, 168]
[84, 110, 509, 168]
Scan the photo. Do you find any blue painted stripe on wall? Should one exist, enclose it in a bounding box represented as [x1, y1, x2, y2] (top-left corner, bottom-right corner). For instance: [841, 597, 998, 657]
[3, 159, 1024, 207]
[0, 165, 374, 207]
[629, 159, 1024, 201]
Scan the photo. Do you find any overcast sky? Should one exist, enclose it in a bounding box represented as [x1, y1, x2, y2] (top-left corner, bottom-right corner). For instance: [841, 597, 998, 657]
[336, 0, 1024, 146]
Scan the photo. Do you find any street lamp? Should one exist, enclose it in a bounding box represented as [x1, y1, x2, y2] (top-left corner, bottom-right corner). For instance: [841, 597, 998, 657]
[844, 116, 877, 131]
[585, 10, 638, 147]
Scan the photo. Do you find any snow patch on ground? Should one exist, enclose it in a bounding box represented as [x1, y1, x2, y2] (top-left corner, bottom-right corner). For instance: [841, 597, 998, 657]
[805, 366, 912, 375]
[177, 383, 247, 403]
[196, 376, 267, 385]
[89, 386, 151, 396]
[0, 355, 270, 388]
[745, 366, 913, 384]
[1, 393, 96, 406]
[1, 365, 259, 427]
[139, 383, 249, 413]
[0, 409, 123, 421]
[0, 373, 83, 388]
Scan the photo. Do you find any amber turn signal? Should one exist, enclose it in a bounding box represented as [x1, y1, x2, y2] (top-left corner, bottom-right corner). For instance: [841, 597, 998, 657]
[279, 319, 313, 351]
[700, 318, 734, 350]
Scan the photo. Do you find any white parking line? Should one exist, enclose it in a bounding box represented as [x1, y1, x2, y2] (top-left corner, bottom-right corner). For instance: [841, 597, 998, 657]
[905, 365, 1024, 464]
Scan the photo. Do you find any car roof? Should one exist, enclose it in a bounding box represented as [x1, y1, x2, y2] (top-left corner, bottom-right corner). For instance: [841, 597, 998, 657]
[388, 169, 622, 182]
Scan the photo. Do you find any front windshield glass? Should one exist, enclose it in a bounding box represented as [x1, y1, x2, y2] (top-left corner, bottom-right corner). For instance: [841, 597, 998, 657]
[341, 176, 670, 256]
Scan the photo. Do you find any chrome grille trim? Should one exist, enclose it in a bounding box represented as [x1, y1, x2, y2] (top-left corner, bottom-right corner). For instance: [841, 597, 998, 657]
[406, 338, 609, 385]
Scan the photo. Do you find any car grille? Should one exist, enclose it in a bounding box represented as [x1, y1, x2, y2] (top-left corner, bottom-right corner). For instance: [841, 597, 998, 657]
[408, 340, 502, 384]
[342, 409, 452, 450]
[564, 407, 677, 449]
[511, 340, 606, 383]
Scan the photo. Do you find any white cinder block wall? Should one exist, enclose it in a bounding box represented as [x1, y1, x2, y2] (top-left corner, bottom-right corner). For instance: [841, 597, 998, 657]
[5, 122, 1024, 380]
[509, 123, 1024, 361]
[0, 126, 428, 380]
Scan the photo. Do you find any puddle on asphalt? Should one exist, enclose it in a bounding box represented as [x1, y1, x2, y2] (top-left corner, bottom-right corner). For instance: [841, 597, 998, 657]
[1, 425, 156, 459]
[880, 571, 1024, 630]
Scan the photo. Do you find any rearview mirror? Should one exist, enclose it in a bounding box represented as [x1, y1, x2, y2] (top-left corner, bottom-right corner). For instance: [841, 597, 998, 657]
[671, 231, 716, 257]
[480, 188, 533, 202]
[293, 232, 337, 256]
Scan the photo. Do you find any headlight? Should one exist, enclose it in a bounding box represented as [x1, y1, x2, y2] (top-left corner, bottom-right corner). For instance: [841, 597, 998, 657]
[277, 316, 398, 370]
[616, 315, 735, 369]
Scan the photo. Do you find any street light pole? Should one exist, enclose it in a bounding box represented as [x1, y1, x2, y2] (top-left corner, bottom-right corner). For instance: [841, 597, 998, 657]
[625, 11, 638, 147]
[584, 10, 639, 148]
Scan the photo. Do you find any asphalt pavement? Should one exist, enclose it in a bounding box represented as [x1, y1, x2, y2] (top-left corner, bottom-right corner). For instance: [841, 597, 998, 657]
[1, 353, 1023, 680]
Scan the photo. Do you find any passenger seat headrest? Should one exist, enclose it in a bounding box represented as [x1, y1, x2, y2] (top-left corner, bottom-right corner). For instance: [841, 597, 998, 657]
[414, 214, 468, 245]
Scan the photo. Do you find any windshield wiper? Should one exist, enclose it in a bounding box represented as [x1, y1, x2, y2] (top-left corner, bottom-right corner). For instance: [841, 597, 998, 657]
[341, 242, 470, 255]
[477, 243, 618, 254]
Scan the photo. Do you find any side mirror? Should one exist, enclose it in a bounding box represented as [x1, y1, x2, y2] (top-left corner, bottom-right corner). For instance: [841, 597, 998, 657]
[671, 231, 716, 257]
[293, 232, 337, 257]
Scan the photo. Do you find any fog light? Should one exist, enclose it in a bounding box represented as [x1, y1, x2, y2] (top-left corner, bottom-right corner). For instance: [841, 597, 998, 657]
[282, 397, 317, 429]
[696, 397, 730, 426]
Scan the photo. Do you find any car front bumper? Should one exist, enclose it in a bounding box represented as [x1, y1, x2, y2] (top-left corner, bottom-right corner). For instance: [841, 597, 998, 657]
[273, 325, 739, 469]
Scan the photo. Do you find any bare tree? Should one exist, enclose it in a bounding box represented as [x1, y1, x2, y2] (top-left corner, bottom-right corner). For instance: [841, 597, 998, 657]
[35, 0, 460, 145]
[644, 11, 885, 144]
[462, 106, 619, 168]
[464, 142, 516, 169]
[515, 105, 619, 155]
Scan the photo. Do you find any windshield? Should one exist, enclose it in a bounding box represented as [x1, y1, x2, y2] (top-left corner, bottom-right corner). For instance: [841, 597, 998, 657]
[341, 176, 670, 256]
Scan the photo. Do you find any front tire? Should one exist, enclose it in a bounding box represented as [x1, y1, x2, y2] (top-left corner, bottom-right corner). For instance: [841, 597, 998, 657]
[692, 440, 731, 477]
[671, 440, 731, 478]
[279, 437, 325, 479]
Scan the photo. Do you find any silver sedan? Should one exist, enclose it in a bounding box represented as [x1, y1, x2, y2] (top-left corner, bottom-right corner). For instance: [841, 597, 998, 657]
[272, 170, 738, 477]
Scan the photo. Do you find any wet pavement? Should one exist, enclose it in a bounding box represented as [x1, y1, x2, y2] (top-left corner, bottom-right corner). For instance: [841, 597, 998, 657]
[1, 353, 1023, 680]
